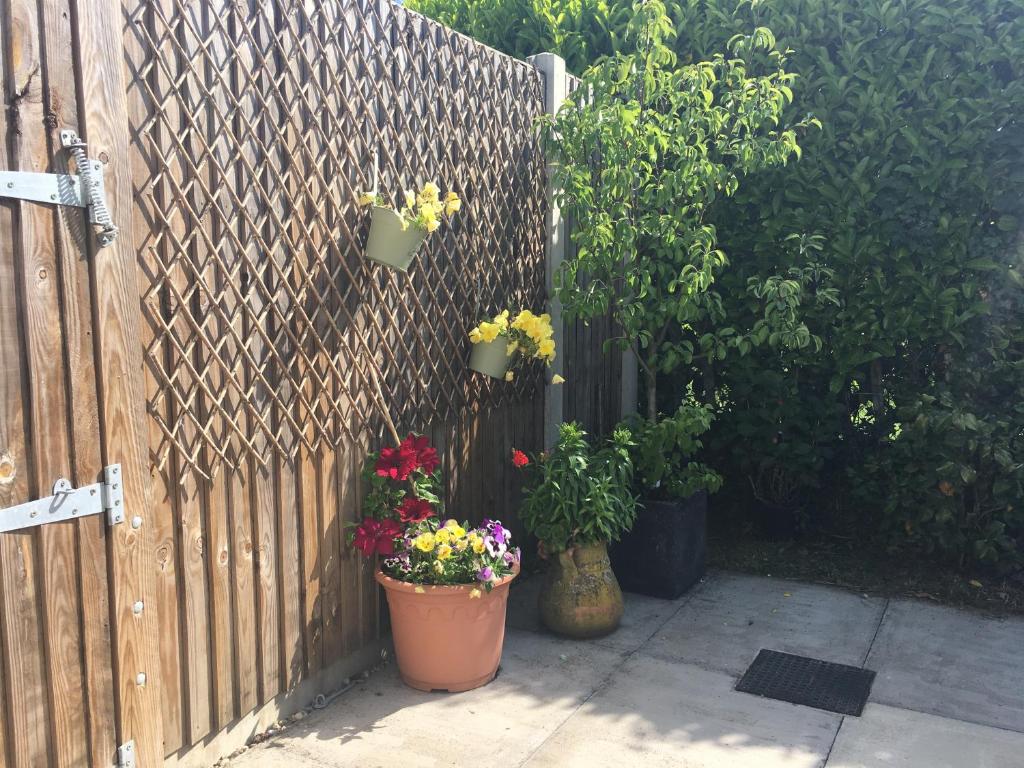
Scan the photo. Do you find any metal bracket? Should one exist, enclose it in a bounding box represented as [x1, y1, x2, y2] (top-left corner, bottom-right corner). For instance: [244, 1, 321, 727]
[0, 464, 125, 534]
[116, 741, 136, 768]
[0, 129, 118, 247]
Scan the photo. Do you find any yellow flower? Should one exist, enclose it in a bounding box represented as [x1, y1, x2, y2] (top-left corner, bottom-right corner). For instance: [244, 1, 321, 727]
[478, 322, 501, 343]
[552, 374, 566, 385]
[358, 191, 375, 206]
[472, 539, 486, 555]
[444, 520, 466, 537]
[433, 560, 445, 574]
[537, 339, 556, 359]
[435, 528, 451, 545]
[505, 370, 515, 382]
[413, 532, 435, 552]
[424, 216, 441, 233]
[404, 189, 416, 210]
[469, 588, 482, 599]
[445, 193, 462, 215]
[506, 341, 519, 357]
[454, 537, 469, 551]
[469, 327, 483, 344]
[494, 310, 510, 329]
[512, 309, 535, 330]
[419, 181, 440, 203]
[436, 543, 453, 560]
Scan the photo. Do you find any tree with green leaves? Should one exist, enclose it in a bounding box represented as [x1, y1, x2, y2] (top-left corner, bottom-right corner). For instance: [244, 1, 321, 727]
[540, 0, 818, 420]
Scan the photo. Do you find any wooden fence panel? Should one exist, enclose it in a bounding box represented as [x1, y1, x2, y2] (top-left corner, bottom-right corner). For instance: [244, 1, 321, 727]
[0, 0, 617, 765]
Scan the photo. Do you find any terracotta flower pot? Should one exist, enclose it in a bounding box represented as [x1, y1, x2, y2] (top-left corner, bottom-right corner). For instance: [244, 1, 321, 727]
[468, 337, 511, 378]
[376, 567, 518, 692]
[364, 206, 427, 271]
[539, 541, 623, 638]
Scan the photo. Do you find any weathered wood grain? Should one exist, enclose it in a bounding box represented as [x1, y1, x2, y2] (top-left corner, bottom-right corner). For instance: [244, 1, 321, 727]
[0, 5, 52, 764]
[71, 0, 165, 765]
[8, 0, 88, 763]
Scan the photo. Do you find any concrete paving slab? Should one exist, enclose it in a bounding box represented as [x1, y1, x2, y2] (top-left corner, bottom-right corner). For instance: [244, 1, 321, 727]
[524, 653, 841, 768]
[827, 703, 1024, 767]
[507, 572, 693, 652]
[864, 599, 1024, 732]
[227, 629, 628, 768]
[642, 572, 886, 675]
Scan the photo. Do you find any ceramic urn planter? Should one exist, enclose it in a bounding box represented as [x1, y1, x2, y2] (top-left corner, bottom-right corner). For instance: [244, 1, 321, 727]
[364, 206, 427, 271]
[538, 541, 623, 638]
[468, 337, 511, 379]
[376, 567, 518, 692]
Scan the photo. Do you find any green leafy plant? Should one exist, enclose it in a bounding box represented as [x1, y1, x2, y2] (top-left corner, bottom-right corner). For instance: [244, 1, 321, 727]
[539, 0, 818, 420]
[625, 400, 722, 500]
[422, 0, 1024, 566]
[516, 422, 638, 551]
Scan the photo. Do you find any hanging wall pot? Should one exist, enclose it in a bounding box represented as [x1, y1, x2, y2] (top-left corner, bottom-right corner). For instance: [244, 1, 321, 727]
[467, 309, 558, 380]
[468, 337, 511, 379]
[364, 206, 427, 272]
[359, 182, 461, 273]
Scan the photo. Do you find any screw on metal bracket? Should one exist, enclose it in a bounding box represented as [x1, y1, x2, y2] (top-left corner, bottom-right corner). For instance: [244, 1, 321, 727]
[116, 740, 136, 768]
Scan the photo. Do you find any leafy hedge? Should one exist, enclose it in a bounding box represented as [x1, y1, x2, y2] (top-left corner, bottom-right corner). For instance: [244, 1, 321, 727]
[410, 0, 1024, 568]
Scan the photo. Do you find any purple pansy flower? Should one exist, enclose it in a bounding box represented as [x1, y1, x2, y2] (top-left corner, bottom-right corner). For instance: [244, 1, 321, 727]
[484, 535, 506, 557]
[477, 566, 494, 582]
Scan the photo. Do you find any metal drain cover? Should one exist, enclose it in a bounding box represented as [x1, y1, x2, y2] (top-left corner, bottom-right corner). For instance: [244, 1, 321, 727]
[735, 649, 876, 716]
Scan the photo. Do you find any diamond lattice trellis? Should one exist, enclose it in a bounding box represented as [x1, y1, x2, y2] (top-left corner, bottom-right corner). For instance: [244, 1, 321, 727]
[130, 0, 547, 478]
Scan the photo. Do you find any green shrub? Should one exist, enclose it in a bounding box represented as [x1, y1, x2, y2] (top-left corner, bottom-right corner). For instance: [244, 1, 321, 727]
[518, 423, 637, 551]
[416, 0, 1024, 566]
[625, 401, 723, 500]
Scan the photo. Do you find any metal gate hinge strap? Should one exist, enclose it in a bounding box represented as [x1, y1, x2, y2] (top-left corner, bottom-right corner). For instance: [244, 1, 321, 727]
[117, 740, 136, 768]
[0, 463, 125, 534]
[0, 128, 118, 247]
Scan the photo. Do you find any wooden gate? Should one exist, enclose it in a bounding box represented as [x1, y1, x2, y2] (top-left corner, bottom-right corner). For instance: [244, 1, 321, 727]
[0, 0, 162, 766]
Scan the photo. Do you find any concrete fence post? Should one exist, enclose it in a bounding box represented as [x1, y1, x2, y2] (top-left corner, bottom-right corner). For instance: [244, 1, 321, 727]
[529, 52, 567, 448]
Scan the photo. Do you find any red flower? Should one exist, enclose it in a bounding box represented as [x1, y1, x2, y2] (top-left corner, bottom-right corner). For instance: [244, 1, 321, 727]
[352, 517, 403, 558]
[512, 449, 530, 468]
[396, 496, 435, 523]
[375, 444, 419, 481]
[400, 433, 440, 475]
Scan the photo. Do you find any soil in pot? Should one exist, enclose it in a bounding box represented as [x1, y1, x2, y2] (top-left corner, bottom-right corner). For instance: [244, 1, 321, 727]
[376, 568, 517, 692]
[610, 491, 707, 600]
[539, 541, 623, 638]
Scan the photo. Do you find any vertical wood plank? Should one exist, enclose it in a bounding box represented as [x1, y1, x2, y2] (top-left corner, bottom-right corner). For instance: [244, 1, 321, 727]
[173, 0, 214, 743]
[0, 2, 52, 763]
[319, 445, 342, 665]
[71, 0, 164, 763]
[124, 0, 186, 752]
[198, 0, 236, 731]
[299, 443, 322, 676]
[8, 0, 91, 762]
[226, 0, 259, 717]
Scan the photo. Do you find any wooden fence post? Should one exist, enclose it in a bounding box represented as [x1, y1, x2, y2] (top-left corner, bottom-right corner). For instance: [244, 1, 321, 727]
[529, 52, 567, 448]
[72, 0, 164, 764]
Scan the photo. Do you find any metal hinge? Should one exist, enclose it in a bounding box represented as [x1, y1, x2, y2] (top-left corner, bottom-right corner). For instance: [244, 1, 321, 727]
[0, 129, 118, 247]
[0, 464, 125, 534]
[116, 740, 136, 768]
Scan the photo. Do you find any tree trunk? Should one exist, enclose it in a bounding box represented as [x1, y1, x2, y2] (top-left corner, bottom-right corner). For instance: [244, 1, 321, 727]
[645, 365, 658, 422]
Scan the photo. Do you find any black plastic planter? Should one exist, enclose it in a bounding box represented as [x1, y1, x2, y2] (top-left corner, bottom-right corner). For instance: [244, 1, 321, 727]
[610, 491, 707, 600]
